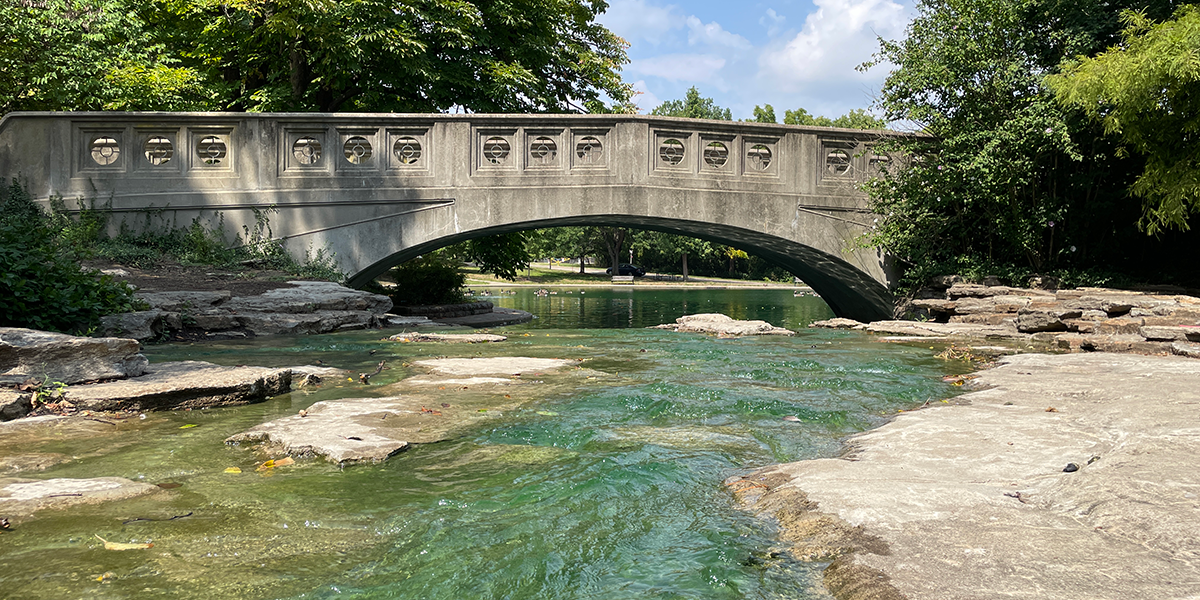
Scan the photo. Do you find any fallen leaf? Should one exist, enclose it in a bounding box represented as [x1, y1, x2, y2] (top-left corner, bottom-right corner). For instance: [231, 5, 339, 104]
[179, 424, 198, 429]
[1045, 407, 1059, 413]
[155, 482, 182, 489]
[536, 411, 559, 416]
[95, 535, 152, 550]
[274, 457, 295, 467]
[477, 409, 488, 412]
[224, 467, 242, 474]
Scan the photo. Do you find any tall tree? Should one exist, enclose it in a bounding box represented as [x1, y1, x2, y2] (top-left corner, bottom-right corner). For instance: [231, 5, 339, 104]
[783, 108, 885, 129]
[1048, 6, 1200, 234]
[861, 0, 1183, 290]
[752, 104, 777, 123]
[650, 87, 732, 121]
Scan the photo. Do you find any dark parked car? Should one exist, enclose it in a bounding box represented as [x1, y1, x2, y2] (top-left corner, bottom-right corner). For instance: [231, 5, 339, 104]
[606, 264, 646, 277]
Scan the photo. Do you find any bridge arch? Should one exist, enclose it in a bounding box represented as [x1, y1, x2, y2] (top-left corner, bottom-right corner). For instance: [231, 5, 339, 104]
[348, 216, 893, 321]
[0, 111, 904, 322]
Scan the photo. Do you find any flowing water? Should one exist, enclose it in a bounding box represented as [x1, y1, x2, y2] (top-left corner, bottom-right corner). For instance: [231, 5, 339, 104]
[0, 288, 966, 599]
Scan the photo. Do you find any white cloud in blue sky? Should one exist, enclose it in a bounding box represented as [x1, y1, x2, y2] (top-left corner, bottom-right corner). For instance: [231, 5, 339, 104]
[597, 0, 914, 121]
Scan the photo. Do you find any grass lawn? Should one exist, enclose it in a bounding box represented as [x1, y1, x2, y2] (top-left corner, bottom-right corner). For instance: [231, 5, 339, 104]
[460, 265, 797, 287]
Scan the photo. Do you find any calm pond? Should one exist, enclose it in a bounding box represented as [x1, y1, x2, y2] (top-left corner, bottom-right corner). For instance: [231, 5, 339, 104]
[1, 288, 962, 599]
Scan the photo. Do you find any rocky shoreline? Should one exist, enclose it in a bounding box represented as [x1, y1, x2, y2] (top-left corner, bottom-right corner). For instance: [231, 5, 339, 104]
[727, 352, 1200, 600]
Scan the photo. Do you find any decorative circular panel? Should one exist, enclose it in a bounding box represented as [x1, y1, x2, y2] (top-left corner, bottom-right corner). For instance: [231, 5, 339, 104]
[143, 136, 173, 165]
[529, 136, 557, 165]
[393, 137, 422, 165]
[826, 149, 851, 175]
[576, 136, 603, 163]
[90, 136, 120, 165]
[658, 139, 685, 166]
[483, 137, 511, 165]
[343, 136, 372, 164]
[869, 152, 891, 171]
[293, 137, 322, 165]
[197, 136, 227, 165]
[703, 141, 728, 168]
[747, 144, 772, 171]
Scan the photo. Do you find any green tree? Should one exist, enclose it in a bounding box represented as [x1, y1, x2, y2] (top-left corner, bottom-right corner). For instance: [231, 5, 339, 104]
[783, 107, 885, 129]
[861, 0, 1183, 290]
[651, 87, 732, 120]
[450, 232, 531, 281]
[1048, 6, 1200, 234]
[752, 104, 777, 123]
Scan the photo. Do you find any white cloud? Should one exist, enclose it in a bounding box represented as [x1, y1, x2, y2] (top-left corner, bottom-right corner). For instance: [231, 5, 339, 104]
[686, 16, 752, 50]
[597, 0, 686, 45]
[757, 0, 907, 89]
[630, 80, 661, 111]
[760, 8, 786, 37]
[627, 54, 727, 84]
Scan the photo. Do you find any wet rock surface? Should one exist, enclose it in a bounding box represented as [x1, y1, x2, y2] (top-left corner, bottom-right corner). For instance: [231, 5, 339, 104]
[651, 313, 795, 336]
[387, 332, 508, 343]
[103, 281, 393, 341]
[63, 361, 291, 412]
[227, 357, 584, 465]
[729, 353, 1200, 600]
[0, 328, 148, 386]
[0, 476, 159, 519]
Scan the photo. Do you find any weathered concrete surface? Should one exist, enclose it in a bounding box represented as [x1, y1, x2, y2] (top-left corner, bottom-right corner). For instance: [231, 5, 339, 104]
[0, 327, 148, 386]
[651, 313, 795, 336]
[0, 477, 158, 518]
[0, 112, 901, 321]
[228, 357, 582, 464]
[64, 361, 291, 411]
[729, 353, 1200, 600]
[387, 332, 507, 343]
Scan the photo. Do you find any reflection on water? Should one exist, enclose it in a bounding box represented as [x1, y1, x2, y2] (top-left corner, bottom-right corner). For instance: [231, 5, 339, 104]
[0, 289, 959, 600]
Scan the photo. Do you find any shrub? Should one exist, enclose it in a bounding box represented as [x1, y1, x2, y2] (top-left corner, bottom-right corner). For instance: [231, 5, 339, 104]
[0, 179, 140, 334]
[387, 253, 466, 306]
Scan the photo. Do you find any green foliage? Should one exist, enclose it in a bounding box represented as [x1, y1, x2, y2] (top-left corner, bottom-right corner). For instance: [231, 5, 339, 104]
[0, 179, 141, 334]
[783, 108, 886, 129]
[651, 87, 732, 120]
[752, 104, 777, 123]
[449, 232, 531, 281]
[1048, 6, 1200, 234]
[861, 0, 1189, 293]
[387, 253, 466, 306]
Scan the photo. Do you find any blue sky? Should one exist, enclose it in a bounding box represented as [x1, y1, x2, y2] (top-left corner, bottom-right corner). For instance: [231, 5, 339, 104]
[596, 0, 916, 121]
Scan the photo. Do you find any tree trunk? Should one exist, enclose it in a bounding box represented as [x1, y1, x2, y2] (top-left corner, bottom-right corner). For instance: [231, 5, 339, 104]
[682, 251, 689, 282]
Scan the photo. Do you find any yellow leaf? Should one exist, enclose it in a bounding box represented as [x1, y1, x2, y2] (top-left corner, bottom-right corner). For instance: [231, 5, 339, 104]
[224, 467, 242, 474]
[95, 535, 152, 551]
[274, 457, 295, 467]
[179, 424, 198, 429]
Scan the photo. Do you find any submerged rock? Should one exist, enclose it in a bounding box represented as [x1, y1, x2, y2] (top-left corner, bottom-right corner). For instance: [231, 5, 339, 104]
[0, 477, 158, 519]
[0, 327, 148, 386]
[411, 357, 577, 375]
[651, 314, 794, 336]
[64, 361, 291, 411]
[388, 332, 507, 343]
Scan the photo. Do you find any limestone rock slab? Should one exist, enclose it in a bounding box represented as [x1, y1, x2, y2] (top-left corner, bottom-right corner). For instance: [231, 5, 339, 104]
[0, 477, 158, 518]
[0, 327, 148, 385]
[0, 390, 31, 421]
[227, 398, 410, 465]
[388, 332, 507, 343]
[651, 313, 794, 336]
[64, 361, 291, 411]
[223, 281, 391, 314]
[137, 290, 230, 312]
[411, 357, 577, 376]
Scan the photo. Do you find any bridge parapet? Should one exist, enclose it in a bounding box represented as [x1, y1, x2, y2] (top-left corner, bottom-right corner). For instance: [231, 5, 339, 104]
[0, 112, 903, 321]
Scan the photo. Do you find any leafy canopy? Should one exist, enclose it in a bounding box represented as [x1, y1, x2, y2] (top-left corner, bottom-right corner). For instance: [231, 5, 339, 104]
[1048, 6, 1200, 234]
[651, 87, 732, 120]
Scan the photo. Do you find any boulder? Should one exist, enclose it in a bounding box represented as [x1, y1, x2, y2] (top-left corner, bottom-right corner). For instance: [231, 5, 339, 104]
[63, 361, 291, 411]
[137, 290, 230, 312]
[236, 310, 379, 336]
[651, 314, 794, 336]
[0, 328, 148, 385]
[810, 318, 867, 329]
[223, 281, 391, 314]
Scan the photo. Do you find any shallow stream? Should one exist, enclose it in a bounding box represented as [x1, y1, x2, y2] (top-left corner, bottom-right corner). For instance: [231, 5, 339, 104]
[0, 288, 965, 599]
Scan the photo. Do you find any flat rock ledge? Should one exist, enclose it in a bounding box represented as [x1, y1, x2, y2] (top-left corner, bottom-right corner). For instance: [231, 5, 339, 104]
[227, 357, 579, 465]
[652, 314, 794, 337]
[0, 477, 159, 519]
[63, 361, 291, 412]
[102, 281, 393, 341]
[387, 332, 507, 343]
[1, 327, 148, 386]
[728, 352, 1200, 600]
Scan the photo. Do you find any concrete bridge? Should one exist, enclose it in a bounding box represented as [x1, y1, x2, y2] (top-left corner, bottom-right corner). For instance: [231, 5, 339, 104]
[0, 112, 901, 321]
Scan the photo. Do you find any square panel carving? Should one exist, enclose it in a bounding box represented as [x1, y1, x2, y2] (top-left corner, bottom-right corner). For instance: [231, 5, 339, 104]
[699, 134, 735, 175]
[131, 128, 182, 175]
[188, 127, 236, 173]
[652, 130, 693, 174]
[386, 128, 430, 173]
[570, 130, 609, 169]
[742, 137, 779, 177]
[335, 128, 381, 172]
[525, 129, 564, 171]
[76, 127, 127, 173]
[281, 128, 330, 174]
[476, 129, 519, 172]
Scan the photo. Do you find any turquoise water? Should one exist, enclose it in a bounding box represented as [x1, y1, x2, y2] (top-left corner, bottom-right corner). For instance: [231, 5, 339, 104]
[0, 289, 963, 599]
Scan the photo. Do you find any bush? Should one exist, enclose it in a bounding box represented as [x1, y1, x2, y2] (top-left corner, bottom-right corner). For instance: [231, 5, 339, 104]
[0, 179, 141, 334]
[387, 253, 466, 306]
